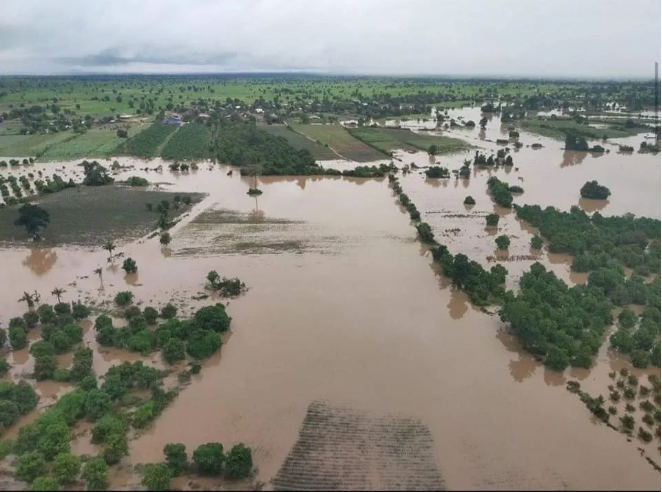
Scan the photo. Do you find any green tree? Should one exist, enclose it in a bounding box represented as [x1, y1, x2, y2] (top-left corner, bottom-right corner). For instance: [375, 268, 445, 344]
[463, 196, 475, 205]
[530, 235, 544, 249]
[9, 326, 28, 350]
[83, 457, 108, 491]
[51, 452, 81, 484]
[84, 389, 112, 422]
[91, 414, 126, 444]
[160, 232, 172, 247]
[193, 304, 231, 332]
[495, 235, 510, 250]
[193, 442, 224, 475]
[187, 330, 222, 359]
[224, 443, 253, 479]
[23, 311, 40, 329]
[103, 433, 129, 465]
[486, 213, 499, 227]
[38, 422, 71, 460]
[428, 144, 438, 155]
[122, 258, 138, 274]
[14, 204, 50, 238]
[163, 338, 186, 364]
[50, 288, 66, 304]
[142, 463, 173, 491]
[163, 443, 188, 476]
[114, 291, 134, 306]
[160, 303, 178, 319]
[102, 240, 116, 261]
[70, 347, 93, 382]
[34, 354, 57, 381]
[16, 451, 47, 483]
[30, 476, 59, 491]
[143, 306, 159, 324]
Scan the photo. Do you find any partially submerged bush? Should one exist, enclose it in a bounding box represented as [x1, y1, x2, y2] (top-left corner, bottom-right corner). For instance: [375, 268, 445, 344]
[114, 291, 134, 307]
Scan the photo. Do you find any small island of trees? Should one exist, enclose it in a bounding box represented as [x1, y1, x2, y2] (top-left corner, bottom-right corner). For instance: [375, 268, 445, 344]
[580, 180, 611, 200]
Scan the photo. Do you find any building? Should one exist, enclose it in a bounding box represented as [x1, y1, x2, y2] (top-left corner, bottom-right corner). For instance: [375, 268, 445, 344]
[163, 113, 182, 125]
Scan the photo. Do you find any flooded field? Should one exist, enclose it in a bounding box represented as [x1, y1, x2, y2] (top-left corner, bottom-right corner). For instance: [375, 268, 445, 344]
[0, 107, 659, 490]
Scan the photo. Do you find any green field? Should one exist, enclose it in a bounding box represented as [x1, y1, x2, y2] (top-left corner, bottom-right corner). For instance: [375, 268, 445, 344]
[0, 186, 205, 245]
[37, 127, 144, 161]
[290, 124, 386, 162]
[347, 127, 470, 154]
[0, 132, 77, 158]
[117, 123, 178, 158]
[260, 125, 337, 160]
[160, 123, 212, 161]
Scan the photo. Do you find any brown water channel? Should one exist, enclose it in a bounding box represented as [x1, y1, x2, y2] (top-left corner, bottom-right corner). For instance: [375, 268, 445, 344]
[0, 112, 659, 489]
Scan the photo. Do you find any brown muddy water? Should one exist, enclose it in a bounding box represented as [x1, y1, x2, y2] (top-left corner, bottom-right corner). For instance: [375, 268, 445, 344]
[0, 111, 660, 490]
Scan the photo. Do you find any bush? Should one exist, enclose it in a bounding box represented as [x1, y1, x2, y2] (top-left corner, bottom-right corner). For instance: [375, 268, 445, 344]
[124, 306, 142, 321]
[495, 235, 510, 250]
[224, 443, 253, 479]
[16, 451, 47, 483]
[163, 443, 188, 476]
[114, 291, 134, 306]
[142, 463, 173, 491]
[0, 358, 9, 377]
[415, 222, 435, 244]
[133, 401, 157, 429]
[23, 311, 40, 329]
[71, 302, 91, 320]
[91, 414, 126, 444]
[126, 176, 149, 187]
[52, 452, 81, 484]
[37, 305, 56, 324]
[38, 421, 71, 460]
[70, 347, 93, 382]
[128, 330, 156, 355]
[509, 185, 524, 194]
[83, 457, 108, 491]
[161, 303, 178, 319]
[193, 442, 224, 475]
[79, 375, 98, 392]
[486, 213, 499, 227]
[34, 354, 57, 381]
[463, 196, 475, 205]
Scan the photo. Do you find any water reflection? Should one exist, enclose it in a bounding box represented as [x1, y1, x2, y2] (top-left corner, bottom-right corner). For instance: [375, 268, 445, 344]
[447, 287, 468, 320]
[22, 249, 58, 276]
[496, 329, 536, 383]
[561, 150, 588, 168]
[578, 198, 610, 213]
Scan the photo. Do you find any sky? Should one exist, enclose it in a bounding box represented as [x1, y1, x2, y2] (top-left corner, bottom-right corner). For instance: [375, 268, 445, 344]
[0, 0, 660, 78]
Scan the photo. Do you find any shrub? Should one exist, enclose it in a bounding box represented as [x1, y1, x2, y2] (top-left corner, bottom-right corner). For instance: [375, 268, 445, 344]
[224, 443, 253, 479]
[70, 347, 93, 382]
[143, 307, 159, 325]
[133, 401, 157, 429]
[9, 326, 28, 350]
[580, 180, 611, 200]
[23, 311, 40, 329]
[34, 355, 57, 381]
[463, 196, 476, 205]
[79, 375, 98, 392]
[114, 291, 134, 306]
[124, 306, 142, 321]
[71, 302, 90, 320]
[193, 304, 231, 332]
[187, 330, 222, 359]
[193, 442, 224, 475]
[0, 358, 9, 377]
[163, 338, 186, 364]
[83, 457, 108, 490]
[415, 222, 435, 244]
[92, 414, 126, 444]
[16, 451, 47, 483]
[30, 476, 59, 491]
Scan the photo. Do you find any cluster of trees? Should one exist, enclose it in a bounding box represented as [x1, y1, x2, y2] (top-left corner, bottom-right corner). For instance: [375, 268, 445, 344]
[487, 176, 514, 208]
[96, 302, 229, 363]
[206, 271, 247, 297]
[564, 132, 605, 152]
[141, 441, 253, 490]
[424, 166, 450, 178]
[341, 164, 391, 178]
[609, 304, 660, 368]
[499, 263, 613, 370]
[0, 381, 39, 432]
[463, 196, 475, 205]
[580, 180, 611, 200]
[514, 204, 660, 275]
[125, 176, 149, 187]
[14, 203, 50, 239]
[81, 160, 114, 186]
[390, 176, 421, 221]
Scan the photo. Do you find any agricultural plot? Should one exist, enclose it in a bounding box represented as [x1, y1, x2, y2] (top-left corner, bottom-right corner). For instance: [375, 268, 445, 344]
[37, 128, 142, 161]
[518, 118, 647, 140]
[291, 124, 386, 162]
[260, 124, 337, 160]
[117, 123, 178, 158]
[0, 186, 205, 246]
[0, 132, 77, 158]
[160, 123, 212, 161]
[348, 127, 470, 154]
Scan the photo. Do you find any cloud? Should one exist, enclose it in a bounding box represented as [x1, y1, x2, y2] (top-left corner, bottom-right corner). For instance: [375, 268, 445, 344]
[0, 0, 659, 77]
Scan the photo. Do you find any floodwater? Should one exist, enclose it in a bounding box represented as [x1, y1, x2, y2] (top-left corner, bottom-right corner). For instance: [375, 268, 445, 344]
[0, 108, 660, 490]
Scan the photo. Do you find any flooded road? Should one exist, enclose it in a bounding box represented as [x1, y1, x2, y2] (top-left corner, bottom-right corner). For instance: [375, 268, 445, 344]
[0, 109, 659, 490]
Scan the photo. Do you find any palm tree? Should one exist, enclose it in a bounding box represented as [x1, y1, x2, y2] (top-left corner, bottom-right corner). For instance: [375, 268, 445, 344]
[103, 240, 116, 261]
[51, 287, 66, 303]
[32, 290, 41, 304]
[93, 267, 104, 288]
[18, 291, 35, 309]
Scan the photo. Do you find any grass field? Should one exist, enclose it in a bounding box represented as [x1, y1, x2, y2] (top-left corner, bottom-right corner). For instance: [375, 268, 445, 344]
[518, 118, 648, 140]
[160, 124, 212, 161]
[347, 127, 470, 154]
[290, 124, 386, 162]
[0, 132, 77, 159]
[0, 186, 205, 246]
[260, 125, 337, 160]
[37, 127, 144, 161]
[117, 124, 178, 158]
